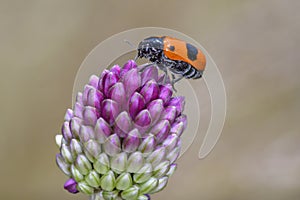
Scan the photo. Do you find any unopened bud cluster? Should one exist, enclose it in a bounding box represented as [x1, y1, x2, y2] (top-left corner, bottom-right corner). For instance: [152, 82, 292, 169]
[55, 60, 187, 200]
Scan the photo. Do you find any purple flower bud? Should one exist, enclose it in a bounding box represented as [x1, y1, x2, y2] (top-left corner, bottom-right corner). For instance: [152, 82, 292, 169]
[151, 120, 171, 143]
[129, 92, 145, 119]
[74, 102, 83, 118]
[162, 134, 178, 153]
[121, 60, 137, 76]
[88, 75, 99, 89]
[170, 121, 184, 137]
[82, 85, 93, 105]
[76, 92, 83, 105]
[64, 109, 73, 121]
[166, 163, 177, 176]
[102, 72, 119, 96]
[101, 99, 119, 125]
[79, 125, 94, 143]
[64, 178, 79, 194]
[86, 88, 103, 110]
[167, 146, 181, 164]
[146, 147, 166, 167]
[114, 111, 132, 138]
[175, 114, 187, 130]
[147, 99, 163, 125]
[167, 96, 185, 116]
[138, 134, 156, 155]
[158, 84, 172, 105]
[134, 109, 152, 129]
[84, 140, 101, 160]
[122, 128, 140, 153]
[62, 121, 72, 142]
[110, 64, 121, 77]
[70, 117, 83, 138]
[108, 82, 126, 108]
[83, 106, 98, 126]
[141, 65, 158, 85]
[103, 134, 121, 156]
[98, 69, 109, 91]
[160, 106, 177, 124]
[94, 117, 112, 143]
[56, 153, 71, 176]
[140, 80, 159, 104]
[122, 68, 141, 98]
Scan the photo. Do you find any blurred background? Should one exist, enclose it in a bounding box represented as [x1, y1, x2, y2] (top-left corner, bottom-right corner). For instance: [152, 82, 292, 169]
[0, 0, 299, 199]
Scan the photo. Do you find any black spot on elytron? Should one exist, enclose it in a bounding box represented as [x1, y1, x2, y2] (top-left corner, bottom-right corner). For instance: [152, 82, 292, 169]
[169, 45, 175, 51]
[186, 43, 198, 61]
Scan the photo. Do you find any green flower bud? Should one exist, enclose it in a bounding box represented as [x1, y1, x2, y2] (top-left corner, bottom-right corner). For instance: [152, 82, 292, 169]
[94, 153, 110, 174]
[77, 181, 94, 195]
[115, 172, 132, 191]
[61, 144, 74, 164]
[139, 177, 158, 194]
[111, 152, 127, 174]
[71, 165, 84, 182]
[149, 176, 168, 194]
[133, 163, 152, 183]
[85, 170, 101, 188]
[100, 171, 116, 192]
[153, 160, 170, 178]
[84, 139, 101, 163]
[166, 164, 177, 176]
[121, 185, 140, 200]
[70, 139, 83, 157]
[127, 152, 144, 173]
[146, 147, 166, 167]
[75, 154, 92, 175]
[89, 191, 104, 200]
[102, 190, 119, 200]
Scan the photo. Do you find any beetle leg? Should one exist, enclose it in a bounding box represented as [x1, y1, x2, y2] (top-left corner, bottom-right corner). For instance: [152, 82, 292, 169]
[157, 64, 169, 84]
[171, 75, 184, 92]
[139, 63, 153, 72]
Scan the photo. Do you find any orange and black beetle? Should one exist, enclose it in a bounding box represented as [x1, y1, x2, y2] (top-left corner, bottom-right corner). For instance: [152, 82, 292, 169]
[137, 36, 206, 83]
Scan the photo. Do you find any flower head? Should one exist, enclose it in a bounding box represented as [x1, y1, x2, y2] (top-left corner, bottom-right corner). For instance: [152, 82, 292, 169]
[56, 60, 187, 200]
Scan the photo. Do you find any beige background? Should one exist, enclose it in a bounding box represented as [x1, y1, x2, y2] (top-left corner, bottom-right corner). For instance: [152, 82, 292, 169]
[1, 0, 299, 199]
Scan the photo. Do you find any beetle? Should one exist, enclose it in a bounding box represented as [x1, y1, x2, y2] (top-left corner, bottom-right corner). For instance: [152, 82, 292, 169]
[136, 36, 206, 88]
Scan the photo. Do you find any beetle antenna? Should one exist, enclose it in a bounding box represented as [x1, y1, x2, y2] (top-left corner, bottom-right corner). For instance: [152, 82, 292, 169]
[124, 39, 135, 48]
[124, 39, 138, 61]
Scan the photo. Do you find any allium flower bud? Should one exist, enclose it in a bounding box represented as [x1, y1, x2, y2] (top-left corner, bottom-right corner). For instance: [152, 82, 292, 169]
[64, 178, 79, 194]
[55, 60, 188, 199]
